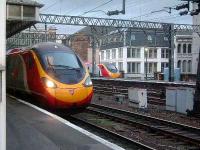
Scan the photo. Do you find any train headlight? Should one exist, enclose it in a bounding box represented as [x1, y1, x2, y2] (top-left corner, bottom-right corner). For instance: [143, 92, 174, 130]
[83, 76, 93, 87]
[46, 80, 56, 88]
[42, 78, 57, 88]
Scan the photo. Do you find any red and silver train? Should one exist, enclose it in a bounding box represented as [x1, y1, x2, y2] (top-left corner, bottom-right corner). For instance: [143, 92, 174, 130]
[6, 42, 93, 109]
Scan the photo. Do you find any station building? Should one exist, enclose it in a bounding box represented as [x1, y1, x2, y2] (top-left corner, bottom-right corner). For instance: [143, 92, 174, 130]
[174, 33, 193, 81]
[192, 3, 200, 76]
[99, 29, 169, 79]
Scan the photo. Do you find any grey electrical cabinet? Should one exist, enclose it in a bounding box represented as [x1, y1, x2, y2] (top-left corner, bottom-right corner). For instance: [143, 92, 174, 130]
[166, 87, 194, 114]
[128, 88, 147, 108]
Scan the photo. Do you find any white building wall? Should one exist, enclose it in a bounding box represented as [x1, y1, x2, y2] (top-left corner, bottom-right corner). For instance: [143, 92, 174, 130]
[122, 47, 127, 73]
[192, 3, 200, 74]
[157, 48, 162, 72]
[141, 47, 145, 75]
[100, 46, 168, 79]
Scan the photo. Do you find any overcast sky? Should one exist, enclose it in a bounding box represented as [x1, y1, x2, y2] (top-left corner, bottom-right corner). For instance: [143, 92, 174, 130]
[36, 0, 193, 34]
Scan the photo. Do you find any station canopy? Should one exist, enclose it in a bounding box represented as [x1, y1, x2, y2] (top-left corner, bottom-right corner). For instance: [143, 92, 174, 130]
[6, 0, 43, 38]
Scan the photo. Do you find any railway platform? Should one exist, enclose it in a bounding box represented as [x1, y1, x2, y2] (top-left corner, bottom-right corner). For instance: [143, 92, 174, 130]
[6, 96, 124, 150]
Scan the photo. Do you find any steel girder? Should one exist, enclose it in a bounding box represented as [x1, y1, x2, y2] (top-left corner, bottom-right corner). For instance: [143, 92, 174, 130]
[8, 32, 69, 40]
[39, 13, 200, 33]
[7, 32, 69, 49]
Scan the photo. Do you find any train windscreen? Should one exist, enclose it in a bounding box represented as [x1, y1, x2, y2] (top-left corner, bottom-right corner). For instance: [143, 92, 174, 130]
[105, 64, 118, 73]
[41, 52, 85, 84]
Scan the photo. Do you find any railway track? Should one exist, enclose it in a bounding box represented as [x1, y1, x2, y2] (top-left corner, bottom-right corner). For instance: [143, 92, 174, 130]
[68, 116, 155, 150]
[71, 103, 200, 150]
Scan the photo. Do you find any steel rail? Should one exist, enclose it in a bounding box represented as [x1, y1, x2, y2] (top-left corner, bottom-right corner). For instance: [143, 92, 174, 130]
[88, 104, 200, 147]
[68, 115, 155, 150]
[90, 103, 200, 133]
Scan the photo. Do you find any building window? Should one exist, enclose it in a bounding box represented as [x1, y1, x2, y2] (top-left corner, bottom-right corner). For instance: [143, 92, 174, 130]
[23, 6, 35, 18]
[131, 34, 135, 40]
[147, 48, 157, 58]
[137, 48, 140, 58]
[101, 51, 104, 60]
[161, 48, 169, 58]
[161, 62, 168, 72]
[177, 44, 181, 53]
[188, 60, 192, 73]
[177, 60, 181, 69]
[118, 48, 123, 58]
[132, 48, 136, 58]
[154, 49, 157, 58]
[148, 49, 153, 58]
[145, 62, 157, 73]
[127, 62, 141, 73]
[182, 60, 187, 72]
[188, 44, 192, 53]
[112, 49, 116, 59]
[147, 35, 152, 41]
[127, 48, 131, 58]
[118, 62, 123, 71]
[8, 5, 21, 18]
[127, 48, 140, 58]
[164, 37, 168, 41]
[183, 44, 187, 53]
[106, 50, 110, 60]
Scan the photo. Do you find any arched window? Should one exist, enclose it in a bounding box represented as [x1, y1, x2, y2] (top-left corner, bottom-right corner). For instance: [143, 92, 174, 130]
[177, 44, 181, 53]
[188, 44, 192, 53]
[177, 60, 181, 69]
[182, 60, 187, 72]
[183, 44, 187, 53]
[188, 60, 192, 73]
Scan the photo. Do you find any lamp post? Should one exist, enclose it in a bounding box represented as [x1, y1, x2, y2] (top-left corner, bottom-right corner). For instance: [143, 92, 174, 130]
[145, 48, 148, 80]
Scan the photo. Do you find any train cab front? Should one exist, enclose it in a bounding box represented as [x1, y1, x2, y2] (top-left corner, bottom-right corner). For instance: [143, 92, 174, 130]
[35, 42, 93, 109]
[98, 63, 121, 78]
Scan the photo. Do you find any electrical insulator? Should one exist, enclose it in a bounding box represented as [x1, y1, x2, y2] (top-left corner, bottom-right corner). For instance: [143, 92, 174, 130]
[175, 3, 189, 10]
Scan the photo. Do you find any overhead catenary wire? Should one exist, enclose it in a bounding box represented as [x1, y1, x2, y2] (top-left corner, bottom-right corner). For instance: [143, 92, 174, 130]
[40, 0, 59, 12]
[80, 0, 113, 16]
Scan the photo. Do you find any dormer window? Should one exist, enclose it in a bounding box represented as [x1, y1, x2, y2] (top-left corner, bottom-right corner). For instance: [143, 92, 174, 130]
[147, 35, 152, 41]
[131, 34, 135, 40]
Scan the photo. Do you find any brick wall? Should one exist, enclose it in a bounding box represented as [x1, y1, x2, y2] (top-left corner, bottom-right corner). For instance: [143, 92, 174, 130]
[70, 33, 90, 62]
